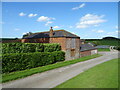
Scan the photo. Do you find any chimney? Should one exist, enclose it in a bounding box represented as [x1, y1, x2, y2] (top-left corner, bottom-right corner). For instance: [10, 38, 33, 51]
[49, 26, 53, 37]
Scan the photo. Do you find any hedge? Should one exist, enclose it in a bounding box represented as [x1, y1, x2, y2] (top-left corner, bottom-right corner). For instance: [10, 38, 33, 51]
[43, 43, 61, 52]
[2, 51, 65, 73]
[2, 43, 61, 54]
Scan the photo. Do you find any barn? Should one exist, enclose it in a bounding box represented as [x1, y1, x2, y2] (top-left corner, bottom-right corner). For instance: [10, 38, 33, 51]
[80, 44, 98, 57]
[17, 27, 97, 60]
[22, 27, 81, 60]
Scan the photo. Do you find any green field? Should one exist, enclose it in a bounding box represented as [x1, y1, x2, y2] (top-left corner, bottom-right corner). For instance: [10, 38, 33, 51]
[2, 54, 101, 83]
[55, 58, 118, 88]
[98, 48, 110, 52]
[86, 39, 119, 46]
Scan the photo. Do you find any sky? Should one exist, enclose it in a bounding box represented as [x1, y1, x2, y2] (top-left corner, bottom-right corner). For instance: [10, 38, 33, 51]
[1, 2, 118, 39]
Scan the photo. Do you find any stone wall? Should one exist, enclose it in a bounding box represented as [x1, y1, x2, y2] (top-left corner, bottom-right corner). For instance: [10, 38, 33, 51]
[65, 37, 80, 60]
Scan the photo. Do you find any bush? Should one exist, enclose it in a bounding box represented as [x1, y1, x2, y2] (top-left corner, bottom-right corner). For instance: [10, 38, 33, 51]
[44, 43, 61, 52]
[2, 43, 61, 54]
[2, 51, 65, 73]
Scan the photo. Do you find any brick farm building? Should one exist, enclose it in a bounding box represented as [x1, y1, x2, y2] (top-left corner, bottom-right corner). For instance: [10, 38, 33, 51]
[21, 27, 98, 60]
[2, 27, 98, 60]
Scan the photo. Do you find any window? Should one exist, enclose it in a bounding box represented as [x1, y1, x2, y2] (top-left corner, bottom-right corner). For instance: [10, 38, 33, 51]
[71, 49, 75, 57]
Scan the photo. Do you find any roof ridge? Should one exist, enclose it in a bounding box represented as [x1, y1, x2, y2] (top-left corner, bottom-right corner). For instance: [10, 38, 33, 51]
[38, 29, 65, 33]
[23, 30, 65, 38]
[63, 30, 80, 37]
[23, 29, 80, 39]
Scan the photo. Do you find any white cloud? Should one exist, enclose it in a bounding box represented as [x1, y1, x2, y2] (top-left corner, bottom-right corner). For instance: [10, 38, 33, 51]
[45, 21, 53, 26]
[28, 13, 37, 18]
[22, 32, 27, 35]
[71, 32, 76, 34]
[92, 29, 104, 33]
[51, 17, 56, 20]
[19, 12, 26, 16]
[14, 28, 20, 31]
[37, 16, 55, 22]
[72, 3, 85, 10]
[76, 24, 88, 28]
[37, 16, 49, 22]
[76, 14, 106, 29]
[53, 26, 60, 29]
[22, 32, 31, 35]
[97, 30, 104, 33]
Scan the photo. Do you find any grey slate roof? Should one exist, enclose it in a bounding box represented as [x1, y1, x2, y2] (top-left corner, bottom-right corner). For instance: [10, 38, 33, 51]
[23, 30, 79, 39]
[95, 45, 110, 49]
[88, 42, 96, 46]
[80, 44, 96, 52]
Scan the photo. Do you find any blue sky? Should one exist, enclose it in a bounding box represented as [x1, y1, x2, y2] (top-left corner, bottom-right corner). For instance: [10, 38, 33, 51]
[2, 2, 118, 39]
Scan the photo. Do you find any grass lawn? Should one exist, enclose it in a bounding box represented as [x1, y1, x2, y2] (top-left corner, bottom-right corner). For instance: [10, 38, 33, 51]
[55, 58, 118, 88]
[2, 54, 102, 83]
[98, 48, 110, 52]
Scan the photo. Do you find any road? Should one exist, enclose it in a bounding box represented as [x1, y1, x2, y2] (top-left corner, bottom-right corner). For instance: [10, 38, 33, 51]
[2, 51, 119, 88]
[109, 46, 118, 52]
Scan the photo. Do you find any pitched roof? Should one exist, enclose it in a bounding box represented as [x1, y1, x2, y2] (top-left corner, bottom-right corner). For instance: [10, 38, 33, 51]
[80, 44, 96, 52]
[23, 30, 79, 39]
[88, 42, 96, 46]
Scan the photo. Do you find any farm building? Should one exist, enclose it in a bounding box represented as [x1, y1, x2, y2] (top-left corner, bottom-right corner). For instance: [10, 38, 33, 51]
[22, 27, 97, 60]
[22, 27, 80, 60]
[80, 44, 97, 57]
[2, 27, 98, 60]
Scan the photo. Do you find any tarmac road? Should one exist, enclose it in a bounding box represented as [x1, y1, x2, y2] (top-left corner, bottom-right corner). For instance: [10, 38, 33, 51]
[2, 51, 119, 88]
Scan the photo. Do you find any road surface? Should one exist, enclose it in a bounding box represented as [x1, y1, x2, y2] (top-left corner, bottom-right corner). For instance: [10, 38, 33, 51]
[2, 51, 119, 88]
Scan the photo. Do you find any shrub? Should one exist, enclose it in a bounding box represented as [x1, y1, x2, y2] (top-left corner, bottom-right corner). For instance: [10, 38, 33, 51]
[44, 43, 61, 52]
[2, 43, 61, 54]
[2, 51, 65, 73]
[53, 51, 65, 62]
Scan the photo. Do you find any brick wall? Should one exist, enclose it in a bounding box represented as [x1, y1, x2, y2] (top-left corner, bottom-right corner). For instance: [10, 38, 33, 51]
[80, 50, 91, 57]
[21, 38, 49, 43]
[2, 39, 21, 43]
[80, 49, 98, 57]
[50, 37, 66, 50]
[50, 37, 81, 60]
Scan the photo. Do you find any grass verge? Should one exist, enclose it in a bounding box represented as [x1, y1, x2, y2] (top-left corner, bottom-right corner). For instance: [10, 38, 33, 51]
[55, 58, 118, 88]
[2, 54, 102, 83]
[98, 48, 110, 52]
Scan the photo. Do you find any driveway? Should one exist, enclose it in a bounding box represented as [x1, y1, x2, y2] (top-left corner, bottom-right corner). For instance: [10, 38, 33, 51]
[2, 51, 119, 88]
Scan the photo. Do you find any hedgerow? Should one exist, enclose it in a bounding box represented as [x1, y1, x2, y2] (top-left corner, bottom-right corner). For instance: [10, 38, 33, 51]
[2, 51, 65, 73]
[43, 43, 61, 52]
[2, 43, 61, 54]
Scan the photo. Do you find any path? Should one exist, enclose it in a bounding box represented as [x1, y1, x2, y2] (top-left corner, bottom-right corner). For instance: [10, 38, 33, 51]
[2, 51, 119, 88]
